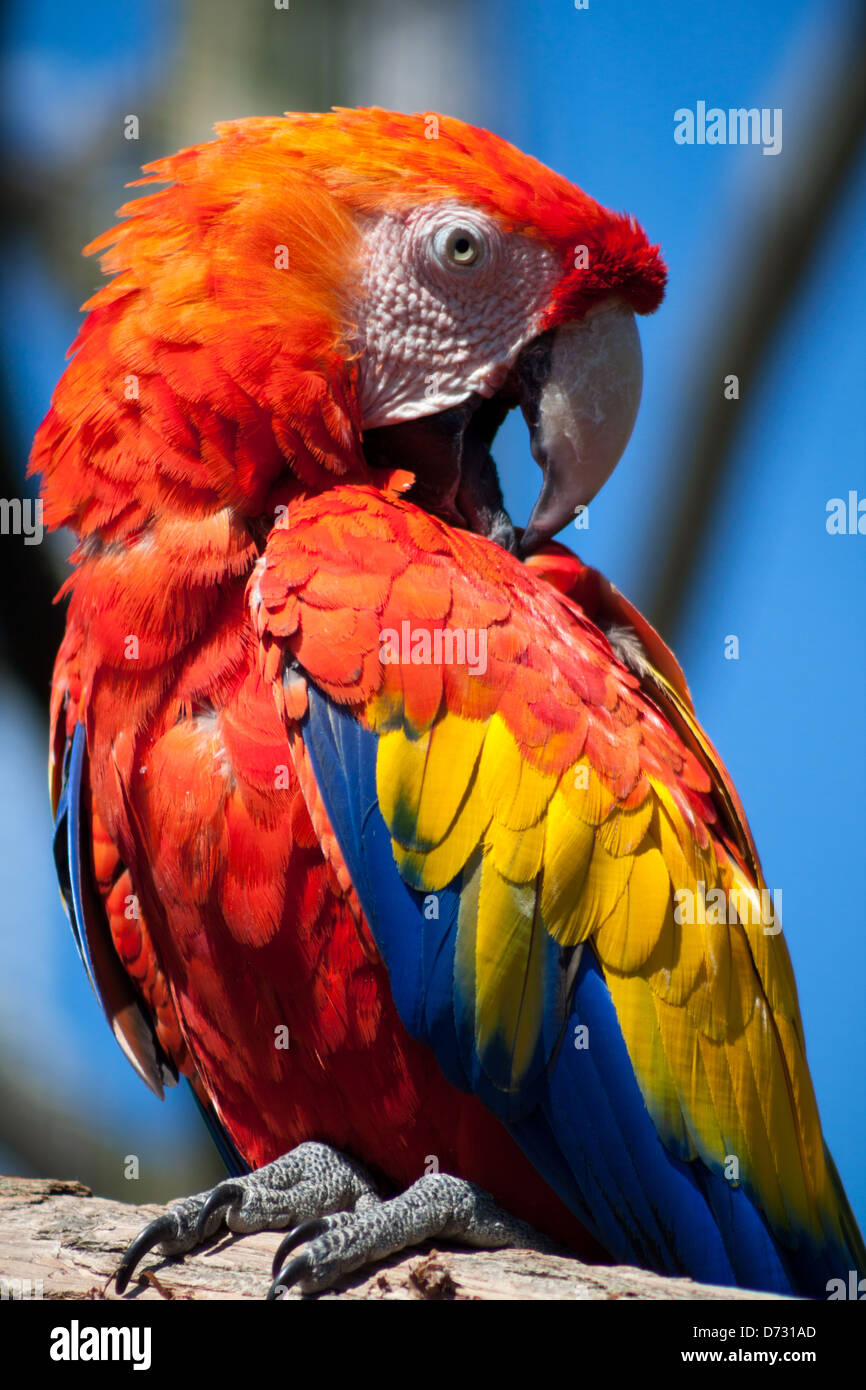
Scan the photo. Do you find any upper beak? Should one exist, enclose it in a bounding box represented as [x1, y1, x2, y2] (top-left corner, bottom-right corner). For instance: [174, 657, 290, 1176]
[515, 304, 643, 555]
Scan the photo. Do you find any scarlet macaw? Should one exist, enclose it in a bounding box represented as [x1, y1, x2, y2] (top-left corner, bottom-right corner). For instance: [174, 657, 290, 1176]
[33, 108, 863, 1297]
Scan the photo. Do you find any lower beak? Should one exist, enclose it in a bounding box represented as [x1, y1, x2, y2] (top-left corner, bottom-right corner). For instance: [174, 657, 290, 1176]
[515, 304, 643, 555]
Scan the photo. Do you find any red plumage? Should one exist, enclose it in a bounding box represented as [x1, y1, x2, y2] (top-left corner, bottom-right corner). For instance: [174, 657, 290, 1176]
[32, 110, 674, 1264]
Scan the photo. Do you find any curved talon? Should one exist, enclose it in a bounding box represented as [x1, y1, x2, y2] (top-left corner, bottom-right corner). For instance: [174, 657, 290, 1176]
[195, 1180, 245, 1242]
[271, 1218, 328, 1277]
[267, 1253, 313, 1299]
[115, 1214, 179, 1295]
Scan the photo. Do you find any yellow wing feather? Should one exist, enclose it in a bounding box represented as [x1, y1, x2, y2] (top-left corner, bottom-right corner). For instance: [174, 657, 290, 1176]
[370, 608, 849, 1256]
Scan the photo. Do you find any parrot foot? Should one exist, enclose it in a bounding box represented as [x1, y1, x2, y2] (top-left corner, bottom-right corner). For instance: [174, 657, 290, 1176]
[115, 1140, 380, 1294]
[268, 1171, 547, 1296]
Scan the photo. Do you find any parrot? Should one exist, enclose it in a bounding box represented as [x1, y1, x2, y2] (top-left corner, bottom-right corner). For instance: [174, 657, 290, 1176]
[32, 107, 864, 1299]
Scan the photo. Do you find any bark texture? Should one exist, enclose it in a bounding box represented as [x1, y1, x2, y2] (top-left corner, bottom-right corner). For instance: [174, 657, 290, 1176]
[0, 1175, 793, 1301]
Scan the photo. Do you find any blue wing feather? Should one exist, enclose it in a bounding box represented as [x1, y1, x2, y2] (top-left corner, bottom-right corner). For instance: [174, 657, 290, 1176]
[189, 1086, 249, 1177]
[52, 723, 99, 996]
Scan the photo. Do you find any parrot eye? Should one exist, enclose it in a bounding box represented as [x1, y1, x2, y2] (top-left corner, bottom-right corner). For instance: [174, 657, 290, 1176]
[446, 230, 479, 264]
[439, 226, 484, 268]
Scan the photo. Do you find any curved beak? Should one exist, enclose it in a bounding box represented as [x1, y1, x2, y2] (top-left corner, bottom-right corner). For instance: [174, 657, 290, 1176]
[515, 304, 643, 555]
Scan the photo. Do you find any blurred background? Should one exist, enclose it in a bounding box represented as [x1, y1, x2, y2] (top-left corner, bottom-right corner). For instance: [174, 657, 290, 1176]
[1, 0, 864, 1236]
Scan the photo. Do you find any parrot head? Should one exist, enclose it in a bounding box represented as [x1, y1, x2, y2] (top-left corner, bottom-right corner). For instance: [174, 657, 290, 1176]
[36, 108, 665, 557]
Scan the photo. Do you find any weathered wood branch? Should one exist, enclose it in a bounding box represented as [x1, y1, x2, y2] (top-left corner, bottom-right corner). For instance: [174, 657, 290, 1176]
[0, 1176, 789, 1301]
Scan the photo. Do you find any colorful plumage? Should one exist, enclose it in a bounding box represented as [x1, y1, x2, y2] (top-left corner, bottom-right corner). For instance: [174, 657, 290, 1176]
[33, 108, 863, 1297]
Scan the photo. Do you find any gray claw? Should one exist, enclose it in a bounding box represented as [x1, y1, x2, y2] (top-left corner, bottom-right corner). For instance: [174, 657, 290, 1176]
[195, 1180, 246, 1242]
[116, 1214, 182, 1295]
[271, 1218, 329, 1277]
[268, 1255, 313, 1300]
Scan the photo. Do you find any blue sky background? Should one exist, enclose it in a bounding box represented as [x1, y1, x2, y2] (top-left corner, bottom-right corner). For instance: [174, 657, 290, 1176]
[1, 0, 863, 1237]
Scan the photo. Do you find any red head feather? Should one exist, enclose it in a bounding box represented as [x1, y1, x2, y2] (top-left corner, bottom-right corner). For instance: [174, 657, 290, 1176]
[31, 108, 665, 546]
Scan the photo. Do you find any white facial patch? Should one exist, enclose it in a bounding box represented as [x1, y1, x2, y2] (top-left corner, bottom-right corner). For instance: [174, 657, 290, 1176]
[356, 202, 560, 428]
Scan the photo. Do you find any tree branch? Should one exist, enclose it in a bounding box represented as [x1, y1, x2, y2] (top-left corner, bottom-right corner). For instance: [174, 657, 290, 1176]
[0, 1175, 790, 1301]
